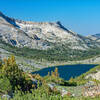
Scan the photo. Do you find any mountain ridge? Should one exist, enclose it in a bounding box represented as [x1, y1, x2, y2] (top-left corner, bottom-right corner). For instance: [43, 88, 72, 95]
[87, 33, 100, 42]
[0, 11, 99, 51]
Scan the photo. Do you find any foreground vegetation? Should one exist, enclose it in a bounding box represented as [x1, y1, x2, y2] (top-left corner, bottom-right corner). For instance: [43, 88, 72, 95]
[0, 56, 100, 100]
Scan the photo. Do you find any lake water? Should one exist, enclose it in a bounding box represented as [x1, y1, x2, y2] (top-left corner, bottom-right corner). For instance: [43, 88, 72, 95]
[32, 64, 97, 80]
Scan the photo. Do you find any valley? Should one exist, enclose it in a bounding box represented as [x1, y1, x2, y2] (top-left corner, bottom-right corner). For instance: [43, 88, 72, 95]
[0, 11, 100, 100]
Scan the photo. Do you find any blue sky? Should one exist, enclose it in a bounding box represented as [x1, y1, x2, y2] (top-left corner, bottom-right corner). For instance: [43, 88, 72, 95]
[0, 0, 100, 36]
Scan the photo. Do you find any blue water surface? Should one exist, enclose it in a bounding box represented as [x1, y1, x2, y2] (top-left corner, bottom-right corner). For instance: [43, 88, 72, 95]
[32, 64, 97, 80]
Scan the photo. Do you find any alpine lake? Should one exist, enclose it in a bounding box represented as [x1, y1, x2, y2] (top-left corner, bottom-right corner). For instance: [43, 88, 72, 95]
[32, 64, 97, 80]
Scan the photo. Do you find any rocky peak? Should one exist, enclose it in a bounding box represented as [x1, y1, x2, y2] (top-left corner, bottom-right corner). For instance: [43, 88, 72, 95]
[0, 11, 99, 50]
[87, 33, 100, 41]
[0, 11, 19, 28]
[56, 21, 69, 31]
[92, 33, 100, 38]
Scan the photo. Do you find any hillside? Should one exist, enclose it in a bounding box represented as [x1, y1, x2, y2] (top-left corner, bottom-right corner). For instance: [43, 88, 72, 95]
[0, 11, 100, 70]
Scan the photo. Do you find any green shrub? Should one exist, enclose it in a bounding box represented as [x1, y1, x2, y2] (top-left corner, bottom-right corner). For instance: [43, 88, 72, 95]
[0, 77, 12, 94]
[0, 56, 33, 92]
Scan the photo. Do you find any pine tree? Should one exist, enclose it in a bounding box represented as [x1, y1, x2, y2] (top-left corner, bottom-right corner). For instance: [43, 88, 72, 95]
[1, 56, 26, 90]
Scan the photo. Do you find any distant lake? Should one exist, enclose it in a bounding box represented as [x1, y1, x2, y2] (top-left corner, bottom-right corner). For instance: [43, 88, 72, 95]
[32, 64, 97, 80]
